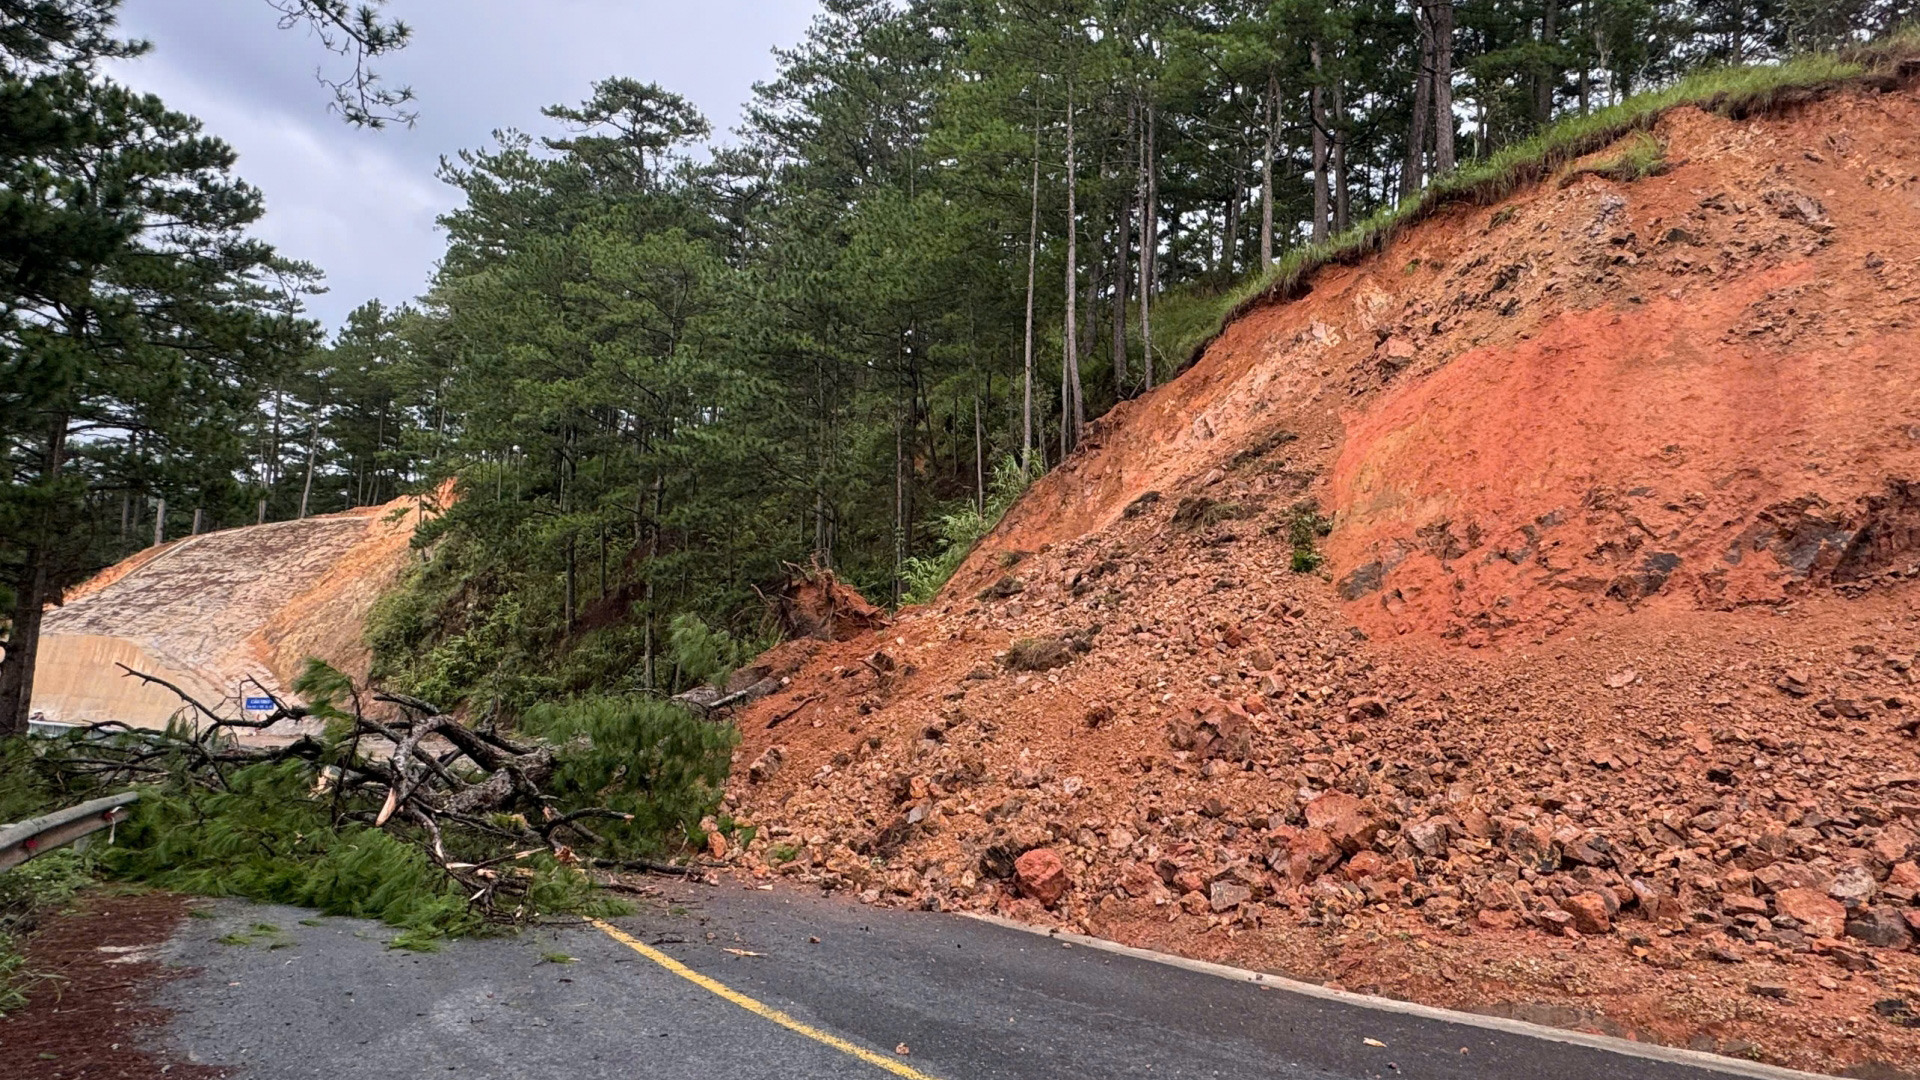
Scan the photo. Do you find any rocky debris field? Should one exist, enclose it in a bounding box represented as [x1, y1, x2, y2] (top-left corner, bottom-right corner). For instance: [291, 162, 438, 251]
[719, 85, 1920, 1077]
[728, 477, 1920, 1073]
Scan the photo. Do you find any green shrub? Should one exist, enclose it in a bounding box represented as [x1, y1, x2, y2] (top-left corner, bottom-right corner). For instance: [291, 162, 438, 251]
[664, 614, 770, 690]
[1287, 502, 1331, 574]
[0, 739, 61, 826]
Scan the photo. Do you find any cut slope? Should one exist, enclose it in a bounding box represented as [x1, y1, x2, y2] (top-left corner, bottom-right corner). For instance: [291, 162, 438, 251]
[721, 79, 1920, 1073]
[975, 94, 1920, 642]
[30, 498, 422, 734]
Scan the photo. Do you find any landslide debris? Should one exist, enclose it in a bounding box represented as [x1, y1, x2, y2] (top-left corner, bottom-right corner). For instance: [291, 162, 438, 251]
[718, 81, 1920, 1072]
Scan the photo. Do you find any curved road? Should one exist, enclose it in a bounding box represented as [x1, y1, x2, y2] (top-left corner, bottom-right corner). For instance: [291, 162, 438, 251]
[154, 884, 1820, 1080]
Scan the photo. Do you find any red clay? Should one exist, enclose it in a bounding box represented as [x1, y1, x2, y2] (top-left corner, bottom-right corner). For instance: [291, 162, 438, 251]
[722, 83, 1920, 1075]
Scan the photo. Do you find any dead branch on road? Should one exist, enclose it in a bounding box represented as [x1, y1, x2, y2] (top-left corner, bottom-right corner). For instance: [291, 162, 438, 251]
[62, 663, 653, 927]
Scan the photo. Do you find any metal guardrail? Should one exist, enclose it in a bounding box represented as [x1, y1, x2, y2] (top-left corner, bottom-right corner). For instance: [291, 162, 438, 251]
[0, 791, 140, 872]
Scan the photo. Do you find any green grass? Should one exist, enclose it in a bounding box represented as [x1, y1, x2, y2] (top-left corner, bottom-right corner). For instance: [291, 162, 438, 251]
[1168, 31, 1920, 369]
[1560, 131, 1668, 185]
[0, 851, 92, 1017]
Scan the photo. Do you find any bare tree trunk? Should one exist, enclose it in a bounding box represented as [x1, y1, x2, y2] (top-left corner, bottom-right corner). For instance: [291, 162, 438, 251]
[1111, 147, 1130, 396]
[1138, 99, 1158, 390]
[1261, 72, 1276, 267]
[1432, 0, 1456, 172]
[153, 498, 166, 546]
[299, 419, 317, 519]
[892, 383, 906, 606]
[1021, 118, 1040, 470]
[1311, 42, 1330, 242]
[1403, 13, 1434, 199]
[1537, 0, 1559, 125]
[644, 472, 663, 688]
[191, 507, 204, 536]
[1332, 79, 1350, 233]
[563, 532, 576, 634]
[0, 574, 48, 736]
[974, 390, 985, 513]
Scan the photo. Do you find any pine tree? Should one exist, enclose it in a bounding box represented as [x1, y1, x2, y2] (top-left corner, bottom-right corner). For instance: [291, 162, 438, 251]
[1, 5, 316, 735]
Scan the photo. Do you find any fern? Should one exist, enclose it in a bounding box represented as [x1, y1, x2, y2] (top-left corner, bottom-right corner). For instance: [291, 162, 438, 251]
[902, 454, 1042, 604]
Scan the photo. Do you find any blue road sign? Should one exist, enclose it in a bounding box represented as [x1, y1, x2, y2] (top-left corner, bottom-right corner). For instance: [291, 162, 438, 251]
[244, 696, 275, 712]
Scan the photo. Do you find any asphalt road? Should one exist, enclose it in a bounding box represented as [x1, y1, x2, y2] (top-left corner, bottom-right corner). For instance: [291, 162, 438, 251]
[153, 884, 1812, 1080]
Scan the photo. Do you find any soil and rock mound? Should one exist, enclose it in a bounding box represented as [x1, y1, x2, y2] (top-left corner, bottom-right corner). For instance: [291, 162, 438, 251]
[719, 84, 1920, 1073]
[31, 496, 426, 735]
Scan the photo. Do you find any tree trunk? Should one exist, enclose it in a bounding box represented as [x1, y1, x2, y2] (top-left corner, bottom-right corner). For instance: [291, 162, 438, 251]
[645, 472, 664, 688]
[892, 384, 906, 607]
[1111, 153, 1130, 396]
[1332, 79, 1350, 233]
[0, 413, 71, 738]
[1537, 0, 1559, 125]
[1138, 99, 1157, 391]
[974, 390, 985, 513]
[1311, 42, 1330, 243]
[0, 573, 48, 737]
[1402, 14, 1433, 200]
[563, 532, 576, 634]
[1261, 73, 1277, 267]
[1021, 118, 1041, 469]
[1431, 0, 1456, 172]
[1061, 87, 1083, 438]
[299, 419, 317, 519]
[154, 498, 166, 546]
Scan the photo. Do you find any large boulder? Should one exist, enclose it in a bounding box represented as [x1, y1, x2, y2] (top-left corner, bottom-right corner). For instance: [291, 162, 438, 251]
[1013, 848, 1069, 906]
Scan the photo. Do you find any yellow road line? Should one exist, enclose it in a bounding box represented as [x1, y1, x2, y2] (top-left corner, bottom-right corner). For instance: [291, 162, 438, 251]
[587, 918, 944, 1080]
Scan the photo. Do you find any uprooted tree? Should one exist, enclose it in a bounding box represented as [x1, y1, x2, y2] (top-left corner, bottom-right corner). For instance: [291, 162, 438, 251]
[21, 659, 734, 939]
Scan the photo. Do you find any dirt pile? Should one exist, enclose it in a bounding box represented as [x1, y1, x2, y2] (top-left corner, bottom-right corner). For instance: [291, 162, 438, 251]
[30, 496, 425, 735]
[715, 82, 1920, 1073]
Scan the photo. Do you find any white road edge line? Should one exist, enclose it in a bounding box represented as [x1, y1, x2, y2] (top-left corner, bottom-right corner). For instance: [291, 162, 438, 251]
[960, 912, 1834, 1080]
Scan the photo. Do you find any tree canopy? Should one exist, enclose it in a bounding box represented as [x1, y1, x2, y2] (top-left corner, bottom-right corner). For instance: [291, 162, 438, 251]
[5, 0, 1911, 730]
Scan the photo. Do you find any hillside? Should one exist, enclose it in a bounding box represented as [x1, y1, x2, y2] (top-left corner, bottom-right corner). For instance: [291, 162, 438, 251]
[30, 497, 424, 736]
[720, 81, 1920, 1071]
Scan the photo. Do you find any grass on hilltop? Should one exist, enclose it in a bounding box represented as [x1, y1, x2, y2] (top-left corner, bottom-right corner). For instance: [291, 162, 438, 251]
[1164, 29, 1920, 369]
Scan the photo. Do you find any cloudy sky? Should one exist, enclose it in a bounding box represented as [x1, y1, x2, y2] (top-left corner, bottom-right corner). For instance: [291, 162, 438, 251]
[107, 0, 820, 329]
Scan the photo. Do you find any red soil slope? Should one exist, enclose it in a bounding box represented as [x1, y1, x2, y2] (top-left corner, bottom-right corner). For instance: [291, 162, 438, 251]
[722, 84, 1920, 1074]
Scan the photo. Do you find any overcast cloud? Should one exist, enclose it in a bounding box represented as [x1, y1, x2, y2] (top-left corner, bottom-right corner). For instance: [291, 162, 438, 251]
[106, 0, 820, 330]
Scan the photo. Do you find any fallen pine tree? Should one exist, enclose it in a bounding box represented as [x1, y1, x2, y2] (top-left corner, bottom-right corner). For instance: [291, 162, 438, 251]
[17, 660, 737, 947]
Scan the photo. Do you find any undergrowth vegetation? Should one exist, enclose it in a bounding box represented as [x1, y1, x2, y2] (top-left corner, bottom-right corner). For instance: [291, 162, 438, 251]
[1167, 31, 1920, 368]
[0, 849, 90, 1016]
[366, 534, 768, 714]
[901, 454, 1043, 604]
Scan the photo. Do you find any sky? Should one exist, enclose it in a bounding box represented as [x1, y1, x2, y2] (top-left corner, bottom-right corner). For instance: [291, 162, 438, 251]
[106, 0, 821, 330]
